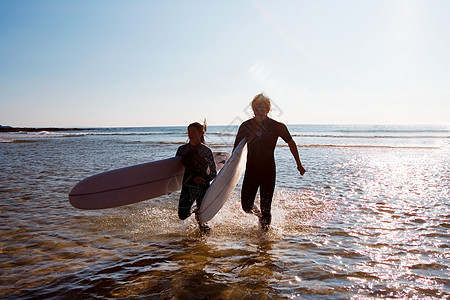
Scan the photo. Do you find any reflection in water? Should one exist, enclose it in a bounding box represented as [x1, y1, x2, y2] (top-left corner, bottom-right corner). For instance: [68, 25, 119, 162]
[1, 129, 448, 298]
[326, 150, 450, 298]
[84, 191, 328, 299]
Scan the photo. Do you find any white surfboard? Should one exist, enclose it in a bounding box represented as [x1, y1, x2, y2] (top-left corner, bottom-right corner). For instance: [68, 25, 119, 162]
[69, 151, 230, 210]
[197, 139, 247, 223]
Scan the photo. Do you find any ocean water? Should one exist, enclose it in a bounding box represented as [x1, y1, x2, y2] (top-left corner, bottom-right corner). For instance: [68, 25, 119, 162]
[0, 124, 449, 299]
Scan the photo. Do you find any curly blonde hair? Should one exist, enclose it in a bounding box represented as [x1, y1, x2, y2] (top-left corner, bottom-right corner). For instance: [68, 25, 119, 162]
[251, 93, 271, 114]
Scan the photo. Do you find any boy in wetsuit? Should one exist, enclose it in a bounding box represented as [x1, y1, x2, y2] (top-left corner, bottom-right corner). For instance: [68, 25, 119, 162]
[233, 93, 306, 230]
[176, 122, 216, 232]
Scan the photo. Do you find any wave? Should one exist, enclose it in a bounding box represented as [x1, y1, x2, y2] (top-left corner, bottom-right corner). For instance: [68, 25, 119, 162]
[89, 140, 446, 150]
[291, 134, 450, 139]
[86, 131, 448, 139]
[1, 138, 442, 149]
[58, 132, 450, 139]
[87, 129, 450, 139]
[2, 125, 447, 149]
[210, 132, 237, 136]
[11, 139, 43, 143]
[85, 132, 183, 136]
[0, 138, 44, 143]
[288, 124, 448, 132]
[8, 125, 446, 139]
[296, 144, 442, 149]
[323, 129, 449, 134]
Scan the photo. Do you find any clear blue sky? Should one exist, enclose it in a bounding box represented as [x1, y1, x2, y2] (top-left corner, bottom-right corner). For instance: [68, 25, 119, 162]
[1, 0, 449, 127]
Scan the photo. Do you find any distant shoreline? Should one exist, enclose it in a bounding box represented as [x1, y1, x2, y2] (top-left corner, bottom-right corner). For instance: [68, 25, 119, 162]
[0, 126, 93, 133]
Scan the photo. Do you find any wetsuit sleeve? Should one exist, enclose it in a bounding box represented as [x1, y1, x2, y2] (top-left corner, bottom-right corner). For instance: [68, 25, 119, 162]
[279, 123, 293, 143]
[233, 124, 246, 152]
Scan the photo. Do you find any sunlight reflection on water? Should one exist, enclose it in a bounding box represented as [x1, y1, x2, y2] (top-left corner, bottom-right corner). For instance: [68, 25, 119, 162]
[0, 129, 449, 298]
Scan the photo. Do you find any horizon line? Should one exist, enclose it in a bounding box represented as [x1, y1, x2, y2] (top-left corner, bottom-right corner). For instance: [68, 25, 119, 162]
[2, 122, 449, 129]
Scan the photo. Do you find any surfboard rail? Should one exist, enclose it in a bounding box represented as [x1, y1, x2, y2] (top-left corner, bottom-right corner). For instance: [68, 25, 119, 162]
[197, 139, 247, 223]
[69, 151, 230, 210]
[69, 157, 184, 209]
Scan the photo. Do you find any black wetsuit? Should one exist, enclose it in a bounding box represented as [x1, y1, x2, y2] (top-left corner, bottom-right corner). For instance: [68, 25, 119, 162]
[234, 117, 293, 227]
[176, 143, 217, 220]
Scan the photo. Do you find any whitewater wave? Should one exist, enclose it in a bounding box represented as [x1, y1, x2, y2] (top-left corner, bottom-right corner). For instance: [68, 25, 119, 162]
[291, 134, 450, 139]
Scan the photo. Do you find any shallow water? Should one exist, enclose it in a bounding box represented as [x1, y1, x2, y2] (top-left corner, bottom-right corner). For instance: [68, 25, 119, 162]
[0, 125, 449, 299]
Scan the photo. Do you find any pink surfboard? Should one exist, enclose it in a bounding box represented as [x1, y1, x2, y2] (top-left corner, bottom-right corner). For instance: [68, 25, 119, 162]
[69, 152, 230, 209]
